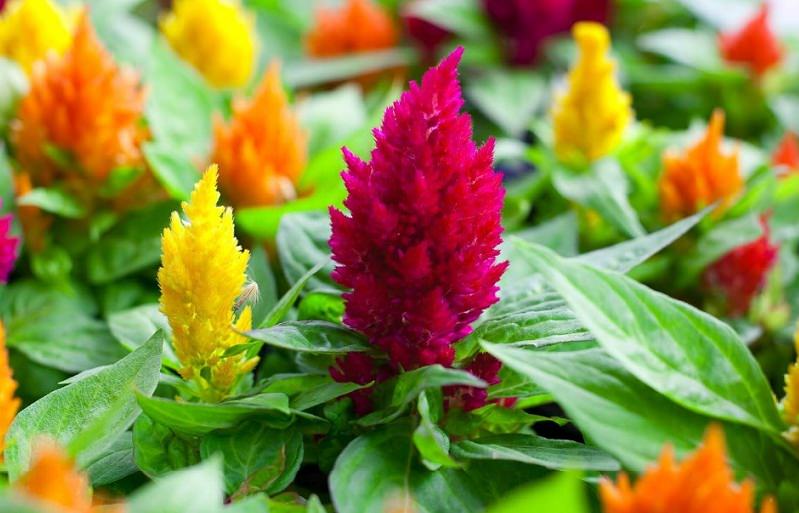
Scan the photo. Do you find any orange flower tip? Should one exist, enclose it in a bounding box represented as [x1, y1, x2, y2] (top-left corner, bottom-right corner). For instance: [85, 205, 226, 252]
[305, 0, 398, 59]
[773, 132, 799, 174]
[719, 4, 783, 77]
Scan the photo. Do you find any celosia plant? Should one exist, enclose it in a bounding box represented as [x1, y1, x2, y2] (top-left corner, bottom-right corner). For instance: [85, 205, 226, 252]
[659, 110, 743, 220]
[211, 63, 307, 208]
[552, 22, 632, 164]
[329, 48, 507, 402]
[0, 0, 70, 73]
[719, 5, 783, 77]
[0, 321, 20, 461]
[0, 202, 19, 283]
[600, 426, 776, 513]
[158, 166, 257, 401]
[305, 0, 398, 59]
[160, 0, 256, 89]
[773, 132, 799, 175]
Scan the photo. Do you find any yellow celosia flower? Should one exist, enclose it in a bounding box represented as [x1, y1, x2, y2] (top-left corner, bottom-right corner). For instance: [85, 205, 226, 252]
[0, 0, 71, 73]
[158, 166, 258, 400]
[161, 0, 256, 88]
[552, 22, 632, 164]
[783, 326, 799, 433]
[0, 321, 20, 461]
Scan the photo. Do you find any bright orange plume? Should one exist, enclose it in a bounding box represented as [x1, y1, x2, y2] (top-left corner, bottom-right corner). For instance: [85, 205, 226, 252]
[0, 321, 20, 462]
[305, 0, 398, 58]
[600, 426, 776, 513]
[773, 132, 799, 176]
[719, 5, 783, 77]
[211, 63, 307, 208]
[659, 110, 743, 220]
[12, 12, 146, 190]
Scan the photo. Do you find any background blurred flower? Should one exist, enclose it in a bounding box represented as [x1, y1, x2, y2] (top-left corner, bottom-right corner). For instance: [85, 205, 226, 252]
[158, 166, 257, 400]
[659, 110, 742, 220]
[305, 0, 398, 58]
[552, 22, 631, 164]
[403, 1, 451, 57]
[773, 132, 799, 175]
[12, 13, 146, 191]
[161, 0, 256, 89]
[329, 48, 507, 372]
[0, 202, 19, 283]
[719, 4, 783, 77]
[601, 425, 775, 513]
[0, 321, 20, 461]
[0, 0, 71, 73]
[212, 63, 307, 208]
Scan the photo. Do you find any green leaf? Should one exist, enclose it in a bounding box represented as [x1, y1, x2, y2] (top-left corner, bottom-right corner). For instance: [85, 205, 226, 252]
[638, 29, 724, 70]
[680, 213, 764, 282]
[413, 391, 460, 471]
[451, 434, 619, 472]
[298, 84, 366, 155]
[136, 393, 292, 436]
[484, 344, 799, 491]
[405, 0, 493, 40]
[132, 414, 200, 477]
[200, 421, 303, 498]
[4, 333, 164, 480]
[128, 459, 225, 513]
[276, 212, 337, 292]
[553, 160, 645, 238]
[485, 471, 588, 513]
[143, 142, 201, 201]
[108, 304, 174, 354]
[517, 242, 783, 434]
[283, 48, 414, 89]
[247, 245, 279, 327]
[260, 262, 325, 328]
[17, 187, 86, 218]
[466, 70, 544, 137]
[85, 432, 138, 486]
[245, 321, 370, 354]
[291, 379, 365, 411]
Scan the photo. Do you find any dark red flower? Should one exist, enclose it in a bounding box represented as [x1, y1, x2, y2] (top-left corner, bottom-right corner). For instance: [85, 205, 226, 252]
[703, 219, 778, 316]
[329, 47, 507, 372]
[445, 353, 515, 411]
[719, 4, 783, 76]
[403, 1, 451, 57]
[773, 132, 799, 175]
[330, 353, 391, 415]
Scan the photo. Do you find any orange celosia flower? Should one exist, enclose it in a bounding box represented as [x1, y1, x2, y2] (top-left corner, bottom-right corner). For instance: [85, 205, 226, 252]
[719, 4, 783, 77]
[600, 425, 776, 513]
[772, 132, 799, 176]
[12, 12, 146, 191]
[0, 321, 21, 462]
[305, 0, 398, 58]
[211, 63, 307, 208]
[659, 110, 743, 220]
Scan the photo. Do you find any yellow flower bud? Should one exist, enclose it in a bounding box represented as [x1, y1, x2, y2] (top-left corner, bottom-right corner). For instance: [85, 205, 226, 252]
[0, 0, 71, 73]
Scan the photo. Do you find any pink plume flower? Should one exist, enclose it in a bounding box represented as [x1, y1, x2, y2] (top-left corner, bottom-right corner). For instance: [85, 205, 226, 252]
[0, 205, 20, 284]
[329, 47, 507, 375]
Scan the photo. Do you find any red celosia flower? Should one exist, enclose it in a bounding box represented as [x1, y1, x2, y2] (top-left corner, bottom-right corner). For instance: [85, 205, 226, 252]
[329, 47, 507, 372]
[330, 353, 392, 415]
[444, 353, 516, 411]
[719, 4, 783, 76]
[703, 218, 778, 316]
[773, 132, 799, 175]
[482, 0, 611, 65]
[0, 203, 19, 283]
[403, 1, 451, 57]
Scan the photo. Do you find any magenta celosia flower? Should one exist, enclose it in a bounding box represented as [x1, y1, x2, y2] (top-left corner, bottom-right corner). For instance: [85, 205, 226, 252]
[703, 218, 778, 316]
[482, 0, 611, 65]
[444, 353, 516, 411]
[0, 207, 20, 284]
[329, 47, 507, 376]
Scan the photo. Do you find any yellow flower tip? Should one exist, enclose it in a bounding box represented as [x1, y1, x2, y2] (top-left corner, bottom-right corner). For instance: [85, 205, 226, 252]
[161, 0, 256, 88]
[158, 165, 254, 399]
[658, 109, 742, 221]
[552, 21, 631, 164]
[0, 0, 71, 73]
[0, 321, 21, 461]
[782, 325, 799, 427]
[600, 425, 775, 513]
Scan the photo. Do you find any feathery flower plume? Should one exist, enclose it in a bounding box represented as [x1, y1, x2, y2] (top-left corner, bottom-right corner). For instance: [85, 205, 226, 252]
[773, 132, 799, 176]
[720, 5, 783, 77]
[158, 166, 257, 401]
[0, 201, 19, 283]
[0, 321, 20, 461]
[329, 48, 507, 373]
[161, 0, 256, 89]
[306, 0, 398, 59]
[444, 353, 513, 411]
[659, 110, 743, 220]
[0, 0, 70, 73]
[601, 426, 776, 513]
[783, 330, 799, 431]
[211, 63, 307, 208]
[12, 12, 146, 191]
[552, 22, 632, 164]
[703, 218, 778, 316]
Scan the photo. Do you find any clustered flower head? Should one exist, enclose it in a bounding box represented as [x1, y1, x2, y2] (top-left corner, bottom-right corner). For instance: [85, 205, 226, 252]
[552, 22, 632, 164]
[0, 321, 20, 461]
[329, 48, 507, 373]
[12, 12, 146, 191]
[600, 425, 777, 513]
[659, 110, 743, 220]
[783, 330, 799, 431]
[0, 201, 19, 283]
[703, 218, 778, 317]
[305, 0, 398, 59]
[482, 0, 611, 66]
[773, 132, 799, 175]
[158, 166, 257, 401]
[719, 4, 783, 77]
[444, 353, 515, 411]
[212, 63, 307, 208]
[161, 0, 256, 89]
[0, 0, 71, 73]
